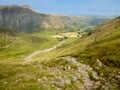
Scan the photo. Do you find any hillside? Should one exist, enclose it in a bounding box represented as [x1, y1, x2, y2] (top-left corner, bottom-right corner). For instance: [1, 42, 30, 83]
[0, 4, 120, 90]
[0, 27, 60, 60]
[0, 14, 119, 90]
[32, 16, 120, 89]
[0, 5, 111, 33]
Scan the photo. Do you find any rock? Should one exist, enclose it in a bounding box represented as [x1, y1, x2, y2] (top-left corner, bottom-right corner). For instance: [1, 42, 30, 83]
[65, 57, 76, 63]
[57, 81, 64, 87]
[67, 66, 71, 71]
[51, 84, 55, 87]
[37, 78, 41, 82]
[72, 76, 78, 81]
[100, 73, 104, 76]
[4, 81, 8, 85]
[64, 79, 71, 84]
[51, 67, 59, 72]
[43, 76, 48, 81]
[61, 66, 67, 71]
[94, 81, 101, 86]
[75, 72, 82, 78]
[15, 79, 22, 83]
[92, 72, 99, 80]
[115, 75, 120, 80]
[54, 76, 71, 87]
[75, 81, 85, 90]
[96, 59, 103, 67]
[57, 88, 62, 90]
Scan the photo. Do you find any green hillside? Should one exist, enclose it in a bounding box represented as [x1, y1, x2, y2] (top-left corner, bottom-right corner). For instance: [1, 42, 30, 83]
[0, 17, 120, 90]
[34, 16, 120, 89]
[0, 27, 60, 60]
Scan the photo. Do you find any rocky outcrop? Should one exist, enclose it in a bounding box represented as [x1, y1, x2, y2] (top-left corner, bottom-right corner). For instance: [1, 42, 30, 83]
[0, 5, 111, 33]
[0, 5, 79, 33]
[0, 5, 44, 33]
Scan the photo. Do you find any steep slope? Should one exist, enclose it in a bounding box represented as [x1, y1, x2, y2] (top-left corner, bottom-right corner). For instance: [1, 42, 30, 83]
[0, 5, 111, 33]
[33, 16, 120, 89]
[0, 5, 47, 33]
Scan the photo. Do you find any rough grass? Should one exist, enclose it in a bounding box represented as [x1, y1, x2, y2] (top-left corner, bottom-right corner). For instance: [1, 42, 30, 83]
[0, 17, 120, 89]
[32, 17, 120, 89]
[0, 59, 80, 90]
[0, 63, 55, 90]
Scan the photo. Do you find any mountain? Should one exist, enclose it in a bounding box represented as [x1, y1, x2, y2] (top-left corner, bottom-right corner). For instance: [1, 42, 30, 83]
[0, 5, 111, 33]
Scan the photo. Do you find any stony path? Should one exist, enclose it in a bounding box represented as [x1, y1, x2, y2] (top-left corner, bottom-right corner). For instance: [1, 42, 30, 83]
[24, 42, 101, 89]
[64, 56, 100, 90]
[24, 40, 65, 61]
[34, 56, 101, 90]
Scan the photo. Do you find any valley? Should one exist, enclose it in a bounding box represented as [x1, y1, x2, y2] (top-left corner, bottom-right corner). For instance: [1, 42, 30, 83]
[0, 5, 120, 90]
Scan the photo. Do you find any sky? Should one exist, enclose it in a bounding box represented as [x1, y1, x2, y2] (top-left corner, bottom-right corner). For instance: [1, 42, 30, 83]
[0, 0, 120, 15]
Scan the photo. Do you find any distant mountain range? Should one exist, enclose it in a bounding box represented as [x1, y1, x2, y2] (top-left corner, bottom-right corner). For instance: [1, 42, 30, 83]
[0, 5, 113, 33]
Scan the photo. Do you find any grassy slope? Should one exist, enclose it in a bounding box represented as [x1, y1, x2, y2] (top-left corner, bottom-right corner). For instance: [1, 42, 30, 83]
[35, 17, 120, 62]
[34, 17, 120, 89]
[0, 28, 60, 61]
[0, 28, 79, 90]
[0, 17, 120, 90]
[74, 17, 120, 89]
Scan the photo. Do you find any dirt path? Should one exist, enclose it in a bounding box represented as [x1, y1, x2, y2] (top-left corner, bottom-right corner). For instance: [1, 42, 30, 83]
[24, 40, 65, 61]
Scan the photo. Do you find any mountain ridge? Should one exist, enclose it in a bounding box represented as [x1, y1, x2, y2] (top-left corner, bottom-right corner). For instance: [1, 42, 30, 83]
[0, 5, 111, 33]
